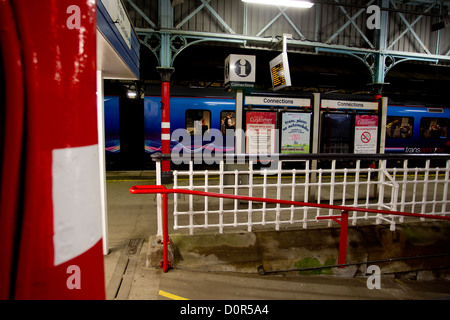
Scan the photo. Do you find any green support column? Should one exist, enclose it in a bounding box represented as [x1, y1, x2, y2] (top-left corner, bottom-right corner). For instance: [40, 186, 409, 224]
[371, 0, 389, 98]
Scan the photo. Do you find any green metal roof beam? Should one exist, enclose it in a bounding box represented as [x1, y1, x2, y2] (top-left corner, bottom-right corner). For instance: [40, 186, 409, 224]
[136, 27, 450, 62]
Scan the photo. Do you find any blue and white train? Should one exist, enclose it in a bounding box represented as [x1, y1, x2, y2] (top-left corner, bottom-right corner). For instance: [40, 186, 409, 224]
[104, 95, 450, 159]
[385, 105, 450, 153]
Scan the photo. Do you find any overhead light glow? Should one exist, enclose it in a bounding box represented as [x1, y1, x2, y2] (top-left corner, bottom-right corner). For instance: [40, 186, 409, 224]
[242, 0, 314, 8]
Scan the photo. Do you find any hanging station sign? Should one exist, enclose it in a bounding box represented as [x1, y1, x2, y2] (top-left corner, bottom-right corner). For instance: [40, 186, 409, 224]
[321, 99, 379, 110]
[245, 96, 310, 107]
[224, 54, 256, 90]
[269, 52, 291, 91]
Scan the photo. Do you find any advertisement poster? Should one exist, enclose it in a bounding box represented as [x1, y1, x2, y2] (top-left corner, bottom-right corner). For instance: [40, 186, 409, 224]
[354, 115, 378, 154]
[246, 112, 277, 154]
[281, 113, 311, 154]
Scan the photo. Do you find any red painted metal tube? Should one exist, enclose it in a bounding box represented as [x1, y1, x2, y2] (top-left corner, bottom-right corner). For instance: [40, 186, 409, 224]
[0, 0, 25, 299]
[11, 0, 104, 299]
[317, 211, 349, 267]
[130, 185, 450, 272]
[316, 211, 350, 267]
[161, 82, 171, 175]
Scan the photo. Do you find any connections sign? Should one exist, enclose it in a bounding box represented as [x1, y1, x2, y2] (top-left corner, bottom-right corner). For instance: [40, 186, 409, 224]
[245, 96, 310, 107]
[321, 99, 379, 110]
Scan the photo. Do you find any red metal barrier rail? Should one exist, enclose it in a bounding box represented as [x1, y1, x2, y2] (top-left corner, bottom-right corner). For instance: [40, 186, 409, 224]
[130, 185, 450, 272]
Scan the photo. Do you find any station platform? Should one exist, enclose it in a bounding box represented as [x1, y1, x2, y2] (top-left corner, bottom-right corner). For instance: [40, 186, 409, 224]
[104, 171, 450, 301]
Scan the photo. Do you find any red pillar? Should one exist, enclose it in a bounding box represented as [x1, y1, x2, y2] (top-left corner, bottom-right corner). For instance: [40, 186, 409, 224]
[158, 67, 174, 184]
[0, 0, 25, 299]
[9, 0, 105, 299]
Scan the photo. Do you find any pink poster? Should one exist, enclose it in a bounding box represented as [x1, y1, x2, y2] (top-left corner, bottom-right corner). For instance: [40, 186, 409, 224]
[354, 115, 378, 154]
[246, 112, 277, 154]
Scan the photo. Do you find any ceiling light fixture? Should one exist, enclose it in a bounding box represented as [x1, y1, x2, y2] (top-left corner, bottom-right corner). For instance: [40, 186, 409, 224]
[242, 0, 314, 9]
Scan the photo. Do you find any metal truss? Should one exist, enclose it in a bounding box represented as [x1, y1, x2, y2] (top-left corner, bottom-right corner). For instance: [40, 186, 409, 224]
[253, 5, 306, 39]
[141, 31, 244, 67]
[316, 47, 438, 90]
[175, 0, 235, 33]
[388, 1, 436, 55]
[130, 0, 450, 87]
[325, 0, 376, 49]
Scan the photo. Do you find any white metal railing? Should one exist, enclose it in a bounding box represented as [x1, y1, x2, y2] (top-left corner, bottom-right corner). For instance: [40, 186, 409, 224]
[385, 159, 450, 220]
[153, 154, 450, 235]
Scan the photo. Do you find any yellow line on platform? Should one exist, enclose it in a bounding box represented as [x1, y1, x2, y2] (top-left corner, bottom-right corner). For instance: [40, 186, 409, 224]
[158, 290, 189, 300]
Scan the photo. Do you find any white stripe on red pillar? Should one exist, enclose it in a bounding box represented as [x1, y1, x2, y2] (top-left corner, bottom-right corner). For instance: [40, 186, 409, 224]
[52, 145, 102, 266]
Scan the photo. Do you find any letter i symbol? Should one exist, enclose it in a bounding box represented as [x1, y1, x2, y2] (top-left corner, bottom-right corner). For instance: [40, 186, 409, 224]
[239, 59, 246, 76]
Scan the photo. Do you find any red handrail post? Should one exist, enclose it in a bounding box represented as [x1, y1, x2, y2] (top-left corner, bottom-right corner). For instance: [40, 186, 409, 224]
[316, 210, 349, 268]
[338, 211, 349, 268]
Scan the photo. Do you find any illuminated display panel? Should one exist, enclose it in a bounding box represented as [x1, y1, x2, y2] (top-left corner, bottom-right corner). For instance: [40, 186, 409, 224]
[271, 62, 286, 88]
[269, 52, 291, 91]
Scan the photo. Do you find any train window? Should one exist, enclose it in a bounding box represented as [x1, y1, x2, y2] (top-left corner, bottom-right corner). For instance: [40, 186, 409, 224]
[220, 110, 236, 134]
[185, 109, 211, 135]
[419, 118, 449, 139]
[386, 116, 414, 139]
[427, 108, 444, 113]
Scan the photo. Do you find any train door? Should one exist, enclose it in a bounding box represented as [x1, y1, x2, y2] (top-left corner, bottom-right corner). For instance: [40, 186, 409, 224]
[119, 95, 145, 169]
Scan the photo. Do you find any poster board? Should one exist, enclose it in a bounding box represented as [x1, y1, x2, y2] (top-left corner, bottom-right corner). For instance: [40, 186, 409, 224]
[354, 115, 378, 154]
[281, 113, 311, 154]
[246, 112, 277, 154]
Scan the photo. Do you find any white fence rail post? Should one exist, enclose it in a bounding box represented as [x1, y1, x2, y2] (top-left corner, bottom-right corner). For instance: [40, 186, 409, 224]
[155, 158, 163, 237]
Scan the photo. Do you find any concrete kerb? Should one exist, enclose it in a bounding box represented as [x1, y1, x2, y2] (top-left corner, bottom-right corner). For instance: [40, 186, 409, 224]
[146, 221, 450, 279]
